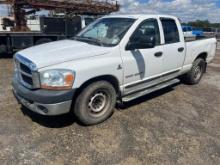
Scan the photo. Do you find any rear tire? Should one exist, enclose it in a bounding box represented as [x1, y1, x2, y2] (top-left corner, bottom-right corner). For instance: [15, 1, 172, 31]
[181, 58, 206, 85]
[74, 81, 116, 125]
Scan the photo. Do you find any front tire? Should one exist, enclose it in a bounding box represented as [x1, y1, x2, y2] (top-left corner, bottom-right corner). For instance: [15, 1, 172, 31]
[74, 81, 116, 125]
[181, 58, 206, 85]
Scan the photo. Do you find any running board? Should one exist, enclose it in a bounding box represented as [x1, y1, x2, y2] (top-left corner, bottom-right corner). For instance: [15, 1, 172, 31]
[122, 79, 180, 102]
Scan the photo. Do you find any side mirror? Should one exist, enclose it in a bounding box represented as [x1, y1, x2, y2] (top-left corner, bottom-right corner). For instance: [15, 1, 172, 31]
[126, 36, 156, 50]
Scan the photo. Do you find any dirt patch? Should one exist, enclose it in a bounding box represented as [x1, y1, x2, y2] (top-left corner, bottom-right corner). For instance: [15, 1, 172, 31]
[0, 50, 220, 164]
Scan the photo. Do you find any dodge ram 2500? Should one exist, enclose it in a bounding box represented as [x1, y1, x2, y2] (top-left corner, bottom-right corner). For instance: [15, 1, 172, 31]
[12, 14, 217, 125]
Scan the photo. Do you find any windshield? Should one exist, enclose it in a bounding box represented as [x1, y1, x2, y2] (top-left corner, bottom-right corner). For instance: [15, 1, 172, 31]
[75, 18, 136, 47]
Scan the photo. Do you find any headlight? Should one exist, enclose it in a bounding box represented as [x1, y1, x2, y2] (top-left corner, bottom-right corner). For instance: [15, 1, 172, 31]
[40, 69, 75, 90]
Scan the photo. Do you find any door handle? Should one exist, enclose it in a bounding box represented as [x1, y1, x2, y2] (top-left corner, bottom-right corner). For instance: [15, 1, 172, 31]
[178, 47, 184, 52]
[154, 52, 163, 57]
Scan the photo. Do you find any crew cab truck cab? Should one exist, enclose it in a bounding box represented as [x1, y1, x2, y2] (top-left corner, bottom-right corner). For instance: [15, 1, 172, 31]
[12, 14, 217, 125]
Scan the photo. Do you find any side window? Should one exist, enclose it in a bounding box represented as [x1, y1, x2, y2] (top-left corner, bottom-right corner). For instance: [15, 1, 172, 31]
[160, 18, 180, 44]
[130, 19, 160, 46]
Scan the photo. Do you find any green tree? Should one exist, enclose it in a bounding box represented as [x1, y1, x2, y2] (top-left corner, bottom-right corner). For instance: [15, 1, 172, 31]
[188, 20, 210, 28]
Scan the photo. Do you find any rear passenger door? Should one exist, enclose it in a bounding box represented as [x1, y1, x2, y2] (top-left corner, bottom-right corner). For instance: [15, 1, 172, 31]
[160, 18, 185, 76]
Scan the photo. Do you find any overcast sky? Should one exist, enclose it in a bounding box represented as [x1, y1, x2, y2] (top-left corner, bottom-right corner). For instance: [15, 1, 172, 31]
[117, 0, 220, 23]
[0, 0, 220, 23]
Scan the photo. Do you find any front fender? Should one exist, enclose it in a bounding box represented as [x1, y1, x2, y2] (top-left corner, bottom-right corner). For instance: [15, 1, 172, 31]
[38, 49, 123, 90]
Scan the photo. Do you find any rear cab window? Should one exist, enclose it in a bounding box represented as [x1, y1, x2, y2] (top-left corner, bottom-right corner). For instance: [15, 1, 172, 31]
[160, 18, 180, 44]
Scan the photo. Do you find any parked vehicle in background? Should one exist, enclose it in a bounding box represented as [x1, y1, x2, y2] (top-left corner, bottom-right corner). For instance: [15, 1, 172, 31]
[26, 15, 95, 32]
[182, 25, 204, 37]
[203, 27, 215, 36]
[0, 16, 95, 54]
[203, 27, 220, 38]
[182, 25, 193, 37]
[192, 27, 204, 37]
[12, 14, 217, 125]
[0, 0, 119, 55]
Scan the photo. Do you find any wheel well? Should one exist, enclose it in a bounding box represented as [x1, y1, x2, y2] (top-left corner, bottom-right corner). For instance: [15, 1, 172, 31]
[74, 75, 121, 98]
[195, 52, 208, 72]
[196, 52, 208, 61]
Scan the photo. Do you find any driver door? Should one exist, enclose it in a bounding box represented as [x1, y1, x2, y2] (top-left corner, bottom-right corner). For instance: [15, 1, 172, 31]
[121, 18, 164, 95]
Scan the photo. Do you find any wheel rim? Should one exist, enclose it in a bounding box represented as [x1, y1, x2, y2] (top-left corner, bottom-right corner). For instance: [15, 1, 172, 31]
[194, 65, 202, 81]
[88, 91, 108, 117]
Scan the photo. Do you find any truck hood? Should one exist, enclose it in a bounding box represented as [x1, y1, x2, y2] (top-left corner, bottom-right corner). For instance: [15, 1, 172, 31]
[17, 39, 111, 68]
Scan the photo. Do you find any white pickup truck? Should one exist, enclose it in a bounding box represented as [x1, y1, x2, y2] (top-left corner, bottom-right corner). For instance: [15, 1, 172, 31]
[12, 14, 217, 125]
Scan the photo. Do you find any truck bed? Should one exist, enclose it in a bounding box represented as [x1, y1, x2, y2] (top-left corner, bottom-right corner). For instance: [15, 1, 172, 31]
[185, 36, 215, 42]
[184, 37, 217, 66]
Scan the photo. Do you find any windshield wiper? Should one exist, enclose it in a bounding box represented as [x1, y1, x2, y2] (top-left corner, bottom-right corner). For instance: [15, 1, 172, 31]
[73, 36, 104, 46]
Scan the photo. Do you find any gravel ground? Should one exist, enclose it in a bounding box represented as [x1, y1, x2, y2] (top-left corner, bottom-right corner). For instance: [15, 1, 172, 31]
[0, 49, 220, 165]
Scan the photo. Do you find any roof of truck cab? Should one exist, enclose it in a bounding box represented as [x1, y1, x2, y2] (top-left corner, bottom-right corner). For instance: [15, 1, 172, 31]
[104, 14, 177, 20]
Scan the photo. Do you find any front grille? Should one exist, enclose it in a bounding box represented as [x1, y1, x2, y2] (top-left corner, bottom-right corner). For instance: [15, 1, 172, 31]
[14, 54, 40, 89]
[21, 74, 33, 85]
[20, 63, 32, 75]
